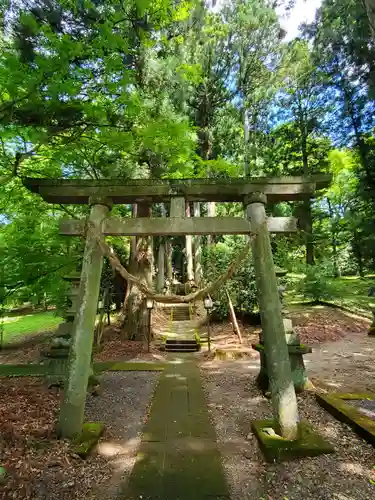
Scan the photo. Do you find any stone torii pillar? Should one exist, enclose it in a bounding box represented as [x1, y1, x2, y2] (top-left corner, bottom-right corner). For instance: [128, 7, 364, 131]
[58, 196, 112, 438]
[245, 193, 298, 440]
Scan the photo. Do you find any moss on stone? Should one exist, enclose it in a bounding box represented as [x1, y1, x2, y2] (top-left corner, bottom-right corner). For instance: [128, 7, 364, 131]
[0, 364, 48, 377]
[316, 392, 375, 446]
[72, 422, 104, 458]
[214, 349, 253, 360]
[94, 361, 166, 373]
[251, 419, 335, 462]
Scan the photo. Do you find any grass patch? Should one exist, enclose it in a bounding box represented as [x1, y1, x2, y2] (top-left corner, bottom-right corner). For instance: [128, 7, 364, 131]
[286, 275, 375, 318]
[2, 311, 63, 344]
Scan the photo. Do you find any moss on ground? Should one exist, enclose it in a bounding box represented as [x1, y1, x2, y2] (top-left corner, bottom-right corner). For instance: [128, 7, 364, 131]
[251, 419, 335, 462]
[94, 361, 166, 373]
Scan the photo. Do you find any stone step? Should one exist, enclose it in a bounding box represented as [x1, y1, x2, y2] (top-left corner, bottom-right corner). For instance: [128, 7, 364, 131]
[165, 339, 200, 352]
[166, 339, 197, 345]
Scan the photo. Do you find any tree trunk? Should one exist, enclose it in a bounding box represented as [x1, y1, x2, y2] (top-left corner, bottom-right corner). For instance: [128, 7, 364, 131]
[125, 203, 153, 340]
[157, 238, 165, 292]
[207, 201, 216, 246]
[166, 241, 173, 281]
[365, 0, 375, 41]
[243, 107, 250, 177]
[185, 203, 194, 282]
[246, 193, 298, 440]
[193, 202, 202, 286]
[303, 199, 314, 266]
[326, 197, 340, 277]
[352, 229, 364, 277]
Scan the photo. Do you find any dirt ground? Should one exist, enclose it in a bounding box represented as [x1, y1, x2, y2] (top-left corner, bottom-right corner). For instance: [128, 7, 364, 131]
[200, 309, 375, 500]
[1, 304, 375, 499]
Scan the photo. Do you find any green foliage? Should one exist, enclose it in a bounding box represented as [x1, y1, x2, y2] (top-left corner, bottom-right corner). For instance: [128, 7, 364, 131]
[296, 265, 333, 303]
[203, 237, 257, 320]
[1, 0, 375, 315]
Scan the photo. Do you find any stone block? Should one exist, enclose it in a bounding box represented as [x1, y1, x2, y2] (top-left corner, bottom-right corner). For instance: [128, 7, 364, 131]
[316, 392, 375, 446]
[252, 419, 334, 462]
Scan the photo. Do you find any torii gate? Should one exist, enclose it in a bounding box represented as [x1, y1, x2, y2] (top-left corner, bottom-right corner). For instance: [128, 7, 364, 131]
[23, 174, 330, 441]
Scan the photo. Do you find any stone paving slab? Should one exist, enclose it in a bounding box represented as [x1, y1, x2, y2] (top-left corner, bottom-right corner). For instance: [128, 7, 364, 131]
[120, 358, 230, 500]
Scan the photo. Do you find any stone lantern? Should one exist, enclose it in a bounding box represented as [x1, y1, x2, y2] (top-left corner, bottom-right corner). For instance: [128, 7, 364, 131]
[252, 267, 313, 393]
[42, 274, 81, 386]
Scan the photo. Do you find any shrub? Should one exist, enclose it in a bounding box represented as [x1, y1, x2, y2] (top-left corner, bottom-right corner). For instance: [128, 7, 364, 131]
[297, 265, 333, 303]
[202, 237, 257, 320]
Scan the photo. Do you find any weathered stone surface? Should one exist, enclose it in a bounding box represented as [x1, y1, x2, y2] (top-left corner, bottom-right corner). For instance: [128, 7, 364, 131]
[58, 201, 110, 439]
[59, 215, 298, 236]
[316, 392, 375, 446]
[23, 174, 331, 204]
[122, 359, 229, 500]
[247, 195, 299, 439]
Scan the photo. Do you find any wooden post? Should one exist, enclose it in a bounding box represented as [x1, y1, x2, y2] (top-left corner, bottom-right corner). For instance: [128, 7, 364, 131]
[245, 193, 298, 440]
[58, 196, 112, 439]
[193, 202, 202, 286]
[225, 288, 242, 344]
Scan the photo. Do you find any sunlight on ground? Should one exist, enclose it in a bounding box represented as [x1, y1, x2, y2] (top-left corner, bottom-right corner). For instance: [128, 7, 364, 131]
[325, 381, 343, 388]
[320, 423, 339, 440]
[97, 438, 141, 458]
[3, 316, 23, 323]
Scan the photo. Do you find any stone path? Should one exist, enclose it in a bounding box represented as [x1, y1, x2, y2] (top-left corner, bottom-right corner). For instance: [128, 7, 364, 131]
[120, 356, 229, 500]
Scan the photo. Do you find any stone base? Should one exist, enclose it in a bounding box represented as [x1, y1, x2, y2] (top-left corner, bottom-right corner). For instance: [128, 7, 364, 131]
[252, 419, 335, 462]
[316, 392, 375, 446]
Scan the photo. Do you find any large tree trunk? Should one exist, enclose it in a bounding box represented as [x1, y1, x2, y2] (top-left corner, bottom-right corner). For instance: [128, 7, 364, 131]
[166, 240, 173, 281]
[193, 202, 202, 286]
[303, 199, 314, 266]
[300, 118, 314, 265]
[243, 107, 250, 177]
[125, 203, 153, 340]
[185, 203, 194, 282]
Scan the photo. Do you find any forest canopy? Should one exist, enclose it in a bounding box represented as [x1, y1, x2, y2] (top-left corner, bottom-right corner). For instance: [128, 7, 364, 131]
[1, 0, 375, 319]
